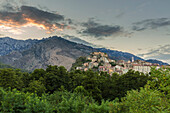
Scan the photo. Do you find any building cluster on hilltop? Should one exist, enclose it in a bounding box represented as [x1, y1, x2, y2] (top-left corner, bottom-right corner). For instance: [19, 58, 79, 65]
[76, 52, 161, 75]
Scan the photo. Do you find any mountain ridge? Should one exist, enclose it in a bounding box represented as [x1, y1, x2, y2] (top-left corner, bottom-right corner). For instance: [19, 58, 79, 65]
[0, 37, 41, 56]
[145, 59, 169, 66]
[0, 36, 168, 71]
[0, 36, 96, 71]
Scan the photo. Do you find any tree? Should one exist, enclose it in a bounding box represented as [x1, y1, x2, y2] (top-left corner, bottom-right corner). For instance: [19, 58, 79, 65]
[109, 67, 170, 113]
[149, 67, 170, 101]
[0, 68, 24, 90]
[74, 86, 89, 96]
[82, 70, 102, 101]
[115, 69, 151, 98]
[110, 62, 116, 66]
[30, 68, 46, 81]
[71, 57, 87, 71]
[0, 88, 52, 112]
[45, 65, 70, 93]
[26, 80, 46, 96]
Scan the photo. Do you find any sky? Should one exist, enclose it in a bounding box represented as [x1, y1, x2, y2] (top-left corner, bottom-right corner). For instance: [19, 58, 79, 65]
[0, 0, 170, 63]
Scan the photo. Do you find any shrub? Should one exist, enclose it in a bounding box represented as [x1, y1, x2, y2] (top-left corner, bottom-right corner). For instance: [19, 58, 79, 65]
[0, 88, 52, 113]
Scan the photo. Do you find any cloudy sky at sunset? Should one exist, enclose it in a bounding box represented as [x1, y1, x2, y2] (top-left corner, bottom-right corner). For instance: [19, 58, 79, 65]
[0, 0, 170, 63]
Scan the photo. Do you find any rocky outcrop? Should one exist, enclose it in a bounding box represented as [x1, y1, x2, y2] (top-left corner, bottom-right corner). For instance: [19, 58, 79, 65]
[0, 37, 40, 56]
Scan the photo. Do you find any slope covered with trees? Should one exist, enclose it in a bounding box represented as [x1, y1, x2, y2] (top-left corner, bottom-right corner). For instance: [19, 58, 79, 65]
[0, 62, 14, 69]
[0, 66, 169, 112]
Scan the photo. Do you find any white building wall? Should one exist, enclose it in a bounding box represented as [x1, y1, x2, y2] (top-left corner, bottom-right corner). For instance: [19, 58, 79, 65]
[133, 66, 151, 74]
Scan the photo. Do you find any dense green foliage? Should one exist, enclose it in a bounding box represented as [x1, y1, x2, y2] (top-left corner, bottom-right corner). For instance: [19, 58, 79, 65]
[0, 66, 169, 112]
[0, 62, 15, 69]
[71, 56, 89, 71]
[0, 62, 30, 73]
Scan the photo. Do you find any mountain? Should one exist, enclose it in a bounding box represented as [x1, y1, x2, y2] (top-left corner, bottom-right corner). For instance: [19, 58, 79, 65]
[0, 36, 168, 71]
[145, 59, 169, 66]
[98, 48, 169, 65]
[0, 36, 96, 71]
[0, 37, 41, 56]
[97, 48, 144, 61]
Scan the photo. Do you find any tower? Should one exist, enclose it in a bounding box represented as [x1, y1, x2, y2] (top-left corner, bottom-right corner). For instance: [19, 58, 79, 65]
[131, 57, 134, 62]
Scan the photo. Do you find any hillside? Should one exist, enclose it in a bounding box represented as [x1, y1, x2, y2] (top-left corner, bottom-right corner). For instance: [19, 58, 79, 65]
[0, 37, 41, 56]
[145, 59, 169, 66]
[97, 48, 144, 61]
[97, 48, 169, 65]
[0, 62, 14, 69]
[0, 36, 96, 71]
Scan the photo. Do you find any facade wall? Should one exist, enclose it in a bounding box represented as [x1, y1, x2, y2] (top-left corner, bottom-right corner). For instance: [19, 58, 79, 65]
[133, 66, 151, 74]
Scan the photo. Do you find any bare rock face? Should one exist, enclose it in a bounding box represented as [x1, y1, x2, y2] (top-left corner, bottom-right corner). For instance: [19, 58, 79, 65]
[0, 37, 40, 56]
[0, 36, 96, 71]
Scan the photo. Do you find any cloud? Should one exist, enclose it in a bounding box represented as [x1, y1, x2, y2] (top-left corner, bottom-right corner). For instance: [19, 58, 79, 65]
[0, 0, 25, 12]
[1, 3, 19, 12]
[66, 19, 73, 25]
[138, 44, 170, 63]
[63, 35, 103, 48]
[115, 12, 125, 18]
[137, 48, 142, 51]
[139, 44, 170, 56]
[63, 35, 93, 45]
[0, 5, 69, 33]
[0, 34, 4, 37]
[80, 19, 132, 39]
[132, 18, 170, 31]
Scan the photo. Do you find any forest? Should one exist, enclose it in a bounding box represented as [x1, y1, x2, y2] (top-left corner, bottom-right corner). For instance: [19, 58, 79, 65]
[0, 65, 169, 112]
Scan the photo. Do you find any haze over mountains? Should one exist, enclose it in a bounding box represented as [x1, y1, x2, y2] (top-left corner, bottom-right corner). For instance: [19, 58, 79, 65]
[0, 36, 168, 71]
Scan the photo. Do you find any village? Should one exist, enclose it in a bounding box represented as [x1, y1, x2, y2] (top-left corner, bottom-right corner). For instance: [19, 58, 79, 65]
[76, 52, 162, 75]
